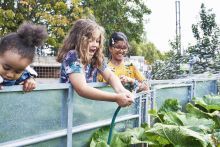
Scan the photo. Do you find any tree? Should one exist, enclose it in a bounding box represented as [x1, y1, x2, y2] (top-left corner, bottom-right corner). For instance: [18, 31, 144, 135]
[1, 0, 151, 56]
[152, 3, 220, 79]
[0, 0, 92, 54]
[129, 40, 164, 64]
[189, 3, 220, 74]
[151, 38, 189, 80]
[82, 0, 151, 54]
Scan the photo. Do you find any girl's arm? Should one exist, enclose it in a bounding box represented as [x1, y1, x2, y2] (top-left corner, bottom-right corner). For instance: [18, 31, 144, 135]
[119, 75, 149, 92]
[100, 68, 131, 94]
[133, 65, 149, 92]
[69, 73, 133, 107]
[119, 65, 149, 92]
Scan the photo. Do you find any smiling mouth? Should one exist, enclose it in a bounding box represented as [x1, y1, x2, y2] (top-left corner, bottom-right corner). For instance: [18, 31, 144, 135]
[117, 53, 124, 56]
[90, 50, 96, 53]
[89, 48, 97, 53]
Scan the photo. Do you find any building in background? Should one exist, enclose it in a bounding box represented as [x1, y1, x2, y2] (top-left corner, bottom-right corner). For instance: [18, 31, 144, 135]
[31, 56, 60, 78]
[32, 55, 150, 79]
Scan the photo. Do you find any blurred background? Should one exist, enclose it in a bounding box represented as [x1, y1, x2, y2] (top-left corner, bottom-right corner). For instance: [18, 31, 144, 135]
[1, 0, 220, 81]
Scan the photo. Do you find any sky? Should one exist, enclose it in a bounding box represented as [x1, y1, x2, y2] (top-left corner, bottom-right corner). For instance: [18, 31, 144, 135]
[145, 0, 220, 53]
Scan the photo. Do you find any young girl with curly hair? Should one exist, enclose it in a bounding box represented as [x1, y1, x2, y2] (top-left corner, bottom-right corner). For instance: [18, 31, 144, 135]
[0, 22, 48, 91]
[57, 19, 133, 107]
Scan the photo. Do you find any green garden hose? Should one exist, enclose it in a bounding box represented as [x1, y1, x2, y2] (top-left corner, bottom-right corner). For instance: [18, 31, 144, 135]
[107, 87, 138, 145]
[107, 106, 121, 145]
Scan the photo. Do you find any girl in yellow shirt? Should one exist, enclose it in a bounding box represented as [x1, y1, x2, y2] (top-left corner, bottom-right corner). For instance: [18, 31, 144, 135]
[98, 32, 149, 92]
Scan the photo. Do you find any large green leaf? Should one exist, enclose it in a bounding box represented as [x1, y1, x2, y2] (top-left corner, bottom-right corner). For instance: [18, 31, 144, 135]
[194, 95, 220, 111]
[90, 125, 150, 147]
[89, 126, 110, 147]
[111, 127, 148, 146]
[186, 103, 212, 119]
[143, 123, 211, 147]
[89, 98, 219, 146]
[187, 103, 220, 130]
[163, 111, 215, 133]
[163, 111, 184, 126]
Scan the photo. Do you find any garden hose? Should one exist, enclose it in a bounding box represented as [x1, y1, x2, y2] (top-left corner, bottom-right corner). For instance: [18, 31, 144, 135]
[107, 87, 138, 145]
[107, 106, 121, 145]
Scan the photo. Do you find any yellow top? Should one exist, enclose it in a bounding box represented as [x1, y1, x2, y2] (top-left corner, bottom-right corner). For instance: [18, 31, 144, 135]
[98, 61, 145, 82]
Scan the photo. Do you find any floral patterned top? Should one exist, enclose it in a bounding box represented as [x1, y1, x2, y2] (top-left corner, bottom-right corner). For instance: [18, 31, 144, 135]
[60, 50, 106, 83]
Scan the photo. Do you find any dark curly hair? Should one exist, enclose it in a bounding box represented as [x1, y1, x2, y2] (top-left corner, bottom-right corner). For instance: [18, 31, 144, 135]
[0, 22, 48, 62]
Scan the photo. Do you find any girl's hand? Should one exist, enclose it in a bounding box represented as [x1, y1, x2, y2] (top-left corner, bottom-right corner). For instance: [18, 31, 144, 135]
[119, 75, 135, 85]
[115, 93, 134, 107]
[23, 77, 36, 92]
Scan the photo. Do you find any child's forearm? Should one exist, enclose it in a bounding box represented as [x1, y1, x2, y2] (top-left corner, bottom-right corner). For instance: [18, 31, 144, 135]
[108, 74, 128, 93]
[75, 84, 118, 102]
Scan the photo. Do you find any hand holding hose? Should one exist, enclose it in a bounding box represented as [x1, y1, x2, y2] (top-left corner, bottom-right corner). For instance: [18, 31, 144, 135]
[107, 92, 135, 145]
[115, 92, 134, 107]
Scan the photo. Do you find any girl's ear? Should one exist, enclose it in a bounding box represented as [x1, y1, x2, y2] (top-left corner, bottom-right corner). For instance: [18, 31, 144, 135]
[109, 46, 114, 53]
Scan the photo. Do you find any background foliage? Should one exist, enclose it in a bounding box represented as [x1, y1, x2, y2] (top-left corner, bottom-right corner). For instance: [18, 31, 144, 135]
[152, 3, 220, 80]
[4, 1, 219, 80]
[0, 0, 92, 55]
[0, 0, 163, 62]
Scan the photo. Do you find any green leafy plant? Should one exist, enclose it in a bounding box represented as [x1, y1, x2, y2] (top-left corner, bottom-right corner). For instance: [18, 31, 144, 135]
[89, 97, 220, 146]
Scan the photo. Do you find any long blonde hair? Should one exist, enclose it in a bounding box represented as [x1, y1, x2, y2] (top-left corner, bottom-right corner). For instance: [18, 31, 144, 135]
[57, 19, 105, 67]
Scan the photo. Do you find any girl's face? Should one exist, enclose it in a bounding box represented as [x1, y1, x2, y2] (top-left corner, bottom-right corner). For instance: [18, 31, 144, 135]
[109, 40, 128, 62]
[0, 50, 31, 80]
[87, 31, 101, 59]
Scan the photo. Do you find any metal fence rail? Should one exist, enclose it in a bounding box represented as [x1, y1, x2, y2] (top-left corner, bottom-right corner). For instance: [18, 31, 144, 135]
[0, 83, 148, 147]
[0, 77, 218, 146]
[150, 77, 219, 110]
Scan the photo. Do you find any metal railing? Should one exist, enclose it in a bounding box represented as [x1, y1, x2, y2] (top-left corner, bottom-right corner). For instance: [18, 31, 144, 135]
[0, 83, 149, 147]
[0, 77, 218, 146]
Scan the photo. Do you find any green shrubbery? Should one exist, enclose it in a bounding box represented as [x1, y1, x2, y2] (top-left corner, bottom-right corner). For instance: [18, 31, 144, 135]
[90, 96, 220, 147]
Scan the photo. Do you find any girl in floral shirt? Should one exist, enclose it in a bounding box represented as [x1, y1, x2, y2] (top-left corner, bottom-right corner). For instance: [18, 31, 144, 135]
[57, 19, 134, 107]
